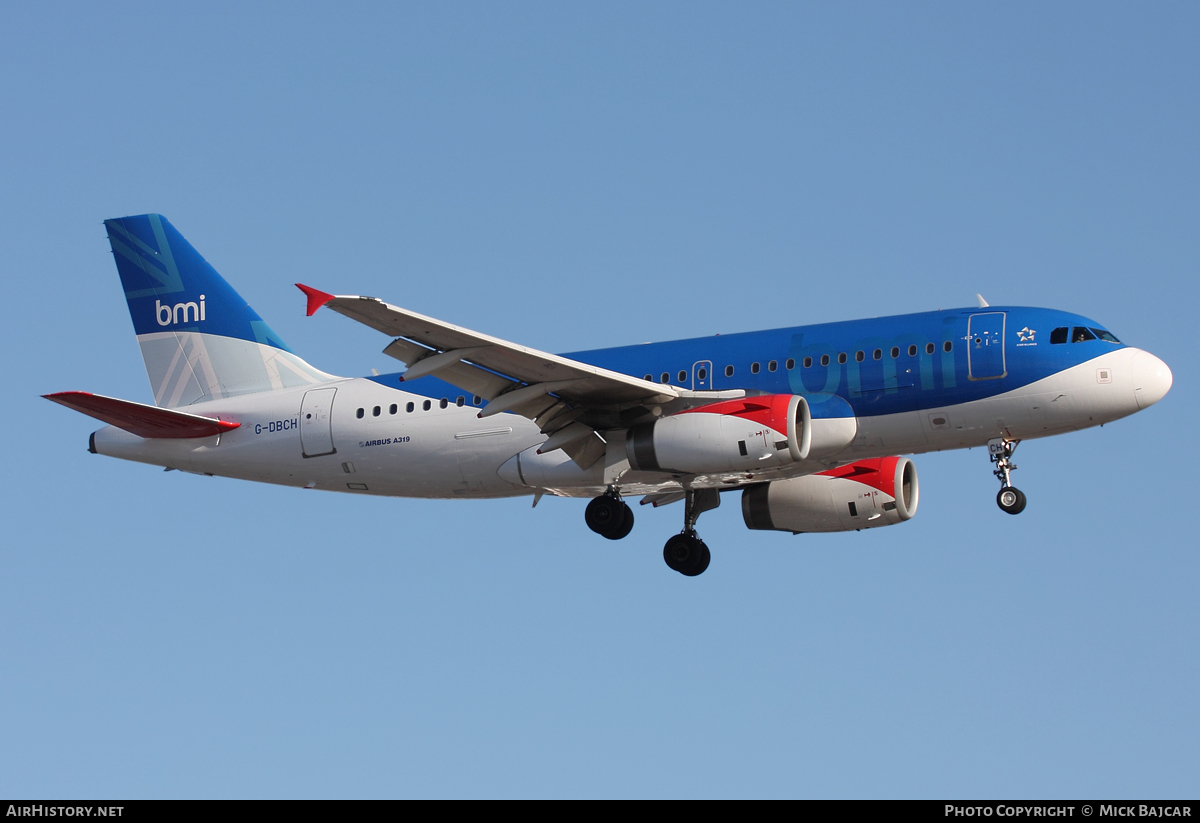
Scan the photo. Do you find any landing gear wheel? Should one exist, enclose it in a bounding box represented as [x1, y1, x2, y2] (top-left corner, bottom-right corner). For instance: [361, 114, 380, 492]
[996, 487, 1027, 515]
[585, 495, 634, 540]
[610, 502, 634, 539]
[663, 532, 710, 576]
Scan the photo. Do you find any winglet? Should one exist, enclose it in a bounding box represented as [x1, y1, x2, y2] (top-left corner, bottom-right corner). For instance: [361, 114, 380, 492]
[296, 283, 336, 316]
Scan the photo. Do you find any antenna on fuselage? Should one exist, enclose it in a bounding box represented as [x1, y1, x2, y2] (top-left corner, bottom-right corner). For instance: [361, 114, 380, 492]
[976, 294, 990, 308]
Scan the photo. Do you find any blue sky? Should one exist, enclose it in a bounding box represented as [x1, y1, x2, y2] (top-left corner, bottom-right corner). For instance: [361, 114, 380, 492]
[1, 2, 1196, 798]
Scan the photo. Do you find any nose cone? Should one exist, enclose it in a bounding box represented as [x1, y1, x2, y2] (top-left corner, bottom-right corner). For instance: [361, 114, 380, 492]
[1131, 350, 1173, 410]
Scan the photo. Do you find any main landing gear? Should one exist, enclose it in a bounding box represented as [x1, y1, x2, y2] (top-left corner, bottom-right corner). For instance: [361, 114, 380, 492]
[989, 438, 1027, 515]
[585, 491, 634, 540]
[663, 489, 719, 577]
[583, 487, 719, 576]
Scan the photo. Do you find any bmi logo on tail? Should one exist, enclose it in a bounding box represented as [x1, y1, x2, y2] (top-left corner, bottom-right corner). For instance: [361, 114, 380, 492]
[155, 296, 207, 326]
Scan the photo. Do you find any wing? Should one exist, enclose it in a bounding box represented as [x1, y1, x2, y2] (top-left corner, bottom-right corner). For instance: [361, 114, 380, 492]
[297, 285, 738, 468]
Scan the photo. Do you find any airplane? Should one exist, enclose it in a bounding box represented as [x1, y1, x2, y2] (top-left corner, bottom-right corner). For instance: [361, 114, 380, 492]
[45, 214, 1173, 576]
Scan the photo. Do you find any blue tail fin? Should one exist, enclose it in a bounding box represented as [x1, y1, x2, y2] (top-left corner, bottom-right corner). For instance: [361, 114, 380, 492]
[105, 214, 334, 406]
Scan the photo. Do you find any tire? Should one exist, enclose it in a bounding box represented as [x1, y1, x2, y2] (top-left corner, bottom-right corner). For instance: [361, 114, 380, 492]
[586, 496, 627, 537]
[664, 533, 709, 576]
[608, 502, 635, 540]
[997, 487, 1027, 515]
[663, 533, 695, 572]
[682, 542, 711, 577]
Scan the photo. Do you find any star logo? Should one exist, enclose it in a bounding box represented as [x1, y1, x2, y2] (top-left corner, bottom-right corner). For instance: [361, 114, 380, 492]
[1016, 326, 1035, 343]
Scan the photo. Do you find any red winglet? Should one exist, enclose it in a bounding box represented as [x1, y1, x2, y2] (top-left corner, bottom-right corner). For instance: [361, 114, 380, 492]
[296, 283, 336, 316]
[43, 391, 241, 439]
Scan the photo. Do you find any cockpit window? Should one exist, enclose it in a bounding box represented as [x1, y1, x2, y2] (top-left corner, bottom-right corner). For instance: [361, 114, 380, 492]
[1072, 327, 1096, 343]
[1090, 328, 1121, 343]
[1050, 327, 1068, 344]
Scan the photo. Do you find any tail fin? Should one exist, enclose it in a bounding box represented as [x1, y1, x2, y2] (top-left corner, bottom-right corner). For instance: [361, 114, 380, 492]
[105, 214, 335, 407]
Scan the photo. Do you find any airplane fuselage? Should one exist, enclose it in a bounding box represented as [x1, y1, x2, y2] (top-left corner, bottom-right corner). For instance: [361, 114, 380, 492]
[91, 305, 1170, 501]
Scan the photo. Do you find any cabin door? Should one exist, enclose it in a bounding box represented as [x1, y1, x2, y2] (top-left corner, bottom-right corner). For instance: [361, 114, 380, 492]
[967, 313, 1007, 380]
[300, 387, 337, 457]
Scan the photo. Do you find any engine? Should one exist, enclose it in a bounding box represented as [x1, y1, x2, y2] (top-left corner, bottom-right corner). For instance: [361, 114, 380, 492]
[626, 394, 811, 474]
[741, 456, 919, 533]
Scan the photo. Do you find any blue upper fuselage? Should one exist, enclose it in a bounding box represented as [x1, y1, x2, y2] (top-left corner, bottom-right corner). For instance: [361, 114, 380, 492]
[379, 306, 1127, 419]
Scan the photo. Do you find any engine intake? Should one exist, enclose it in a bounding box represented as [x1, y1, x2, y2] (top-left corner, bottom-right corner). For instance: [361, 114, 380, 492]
[741, 456, 919, 533]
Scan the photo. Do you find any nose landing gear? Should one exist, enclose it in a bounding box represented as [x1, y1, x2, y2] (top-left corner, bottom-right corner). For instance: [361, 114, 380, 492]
[989, 438, 1027, 515]
[585, 491, 635, 540]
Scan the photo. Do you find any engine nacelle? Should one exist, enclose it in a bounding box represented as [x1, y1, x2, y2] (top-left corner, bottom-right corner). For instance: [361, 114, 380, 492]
[626, 394, 811, 475]
[741, 456, 919, 533]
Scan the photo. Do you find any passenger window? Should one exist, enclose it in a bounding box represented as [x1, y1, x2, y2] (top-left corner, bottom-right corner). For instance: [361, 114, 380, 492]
[356, 408, 364, 419]
[697, 368, 707, 380]
[440, 398, 449, 409]
[725, 365, 734, 377]
[802, 357, 812, 368]
[1072, 327, 1096, 343]
[1091, 328, 1121, 343]
[820, 354, 830, 367]
[891, 346, 900, 358]
[660, 372, 670, 383]
[678, 370, 687, 383]
[786, 358, 795, 370]
[422, 400, 431, 411]
[473, 396, 482, 405]
[389, 404, 397, 415]
[1050, 327, 1068, 344]
[456, 396, 465, 407]
[855, 351, 864, 362]
[751, 362, 760, 374]
[406, 402, 415, 413]
[873, 349, 882, 360]
[925, 343, 935, 355]
[768, 360, 777, 372]
[943, 341, 953, 353]
[643, 374, 652, 381]
[372, 406, 381, 417]
[908, 345, 917, 357]
[838, 353, 847, 365]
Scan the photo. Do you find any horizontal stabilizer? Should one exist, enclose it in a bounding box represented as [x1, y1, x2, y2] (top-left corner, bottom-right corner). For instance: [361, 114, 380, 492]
[43, 391, 241, 439]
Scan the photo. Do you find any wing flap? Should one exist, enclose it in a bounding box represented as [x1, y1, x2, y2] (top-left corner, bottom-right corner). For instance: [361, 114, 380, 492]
[44, 391, 240, 439]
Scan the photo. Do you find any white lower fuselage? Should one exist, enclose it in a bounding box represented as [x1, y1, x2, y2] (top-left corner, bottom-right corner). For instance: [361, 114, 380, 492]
[91, 346, 1163, 500]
